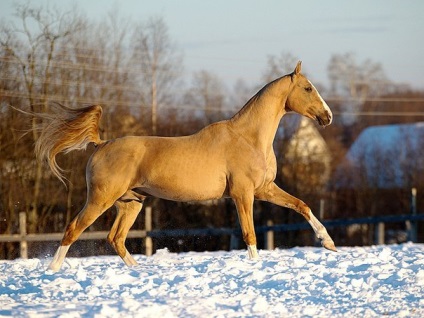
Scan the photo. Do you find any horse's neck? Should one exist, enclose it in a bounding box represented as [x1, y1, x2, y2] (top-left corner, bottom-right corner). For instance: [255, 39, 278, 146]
[229, 76, 290, 153]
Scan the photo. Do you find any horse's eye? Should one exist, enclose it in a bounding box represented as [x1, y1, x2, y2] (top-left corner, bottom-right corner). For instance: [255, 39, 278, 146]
[305, 87, 313, 93]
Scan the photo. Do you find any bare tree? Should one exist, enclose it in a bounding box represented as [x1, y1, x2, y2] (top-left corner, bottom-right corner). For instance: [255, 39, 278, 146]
[230, 79, 254, 110]
[131, 17, 183, 135]
[263, 52, 299, 82]
[183, 70, 228, 124]
[328, 52, 391, 100]
[327, 52, 393, 125]
[0, 2, 82, 233]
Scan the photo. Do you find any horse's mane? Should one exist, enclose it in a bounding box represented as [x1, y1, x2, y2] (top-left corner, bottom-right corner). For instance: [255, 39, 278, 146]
[230, 74, 290, 122]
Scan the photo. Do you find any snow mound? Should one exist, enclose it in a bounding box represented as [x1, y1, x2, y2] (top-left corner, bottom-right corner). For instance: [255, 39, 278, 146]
[1, 243, 424, 317]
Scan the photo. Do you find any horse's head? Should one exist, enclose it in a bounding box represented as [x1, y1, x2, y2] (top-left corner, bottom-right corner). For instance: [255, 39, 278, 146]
[286, 61, 332, 127]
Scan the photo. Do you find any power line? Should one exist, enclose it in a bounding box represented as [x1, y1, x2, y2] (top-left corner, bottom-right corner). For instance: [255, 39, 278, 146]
[0, 56, 182, 78]
[2, 90, 424, 117]
[0, 75, 143, 95]
[324, 97, 424, 103]
[2, 54, 424, 115]
[332, 111, 424, 117]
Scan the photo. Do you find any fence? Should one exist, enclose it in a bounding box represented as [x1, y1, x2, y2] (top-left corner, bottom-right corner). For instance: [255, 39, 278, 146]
[1, 207, 423, 260]
[0, 208, 153, 259]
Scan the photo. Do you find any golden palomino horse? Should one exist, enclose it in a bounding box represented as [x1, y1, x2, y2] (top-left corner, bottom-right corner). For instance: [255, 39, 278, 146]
[36, 61, 336, 272]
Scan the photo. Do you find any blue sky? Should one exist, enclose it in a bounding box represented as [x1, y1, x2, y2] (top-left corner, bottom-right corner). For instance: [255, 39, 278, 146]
[1, 0, 423, 90]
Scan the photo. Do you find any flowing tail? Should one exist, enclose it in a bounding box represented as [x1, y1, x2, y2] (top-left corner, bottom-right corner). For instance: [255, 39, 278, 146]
[34, 104, 104, 184]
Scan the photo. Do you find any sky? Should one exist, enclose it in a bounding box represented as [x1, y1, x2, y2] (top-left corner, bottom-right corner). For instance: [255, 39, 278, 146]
[1, 0, 423, 90]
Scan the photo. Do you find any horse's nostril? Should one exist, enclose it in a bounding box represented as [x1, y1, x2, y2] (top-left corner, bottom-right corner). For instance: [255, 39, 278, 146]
[317, 111, 333, 126]
[326, 111, 333, 124]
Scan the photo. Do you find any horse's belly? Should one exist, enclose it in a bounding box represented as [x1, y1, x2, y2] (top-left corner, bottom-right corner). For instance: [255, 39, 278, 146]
[142, 187, 224, 202]
[130, 136, 229, 202]
[140, 170, 227, 202]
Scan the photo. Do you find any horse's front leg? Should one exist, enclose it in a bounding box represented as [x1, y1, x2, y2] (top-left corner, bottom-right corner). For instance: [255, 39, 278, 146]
[256, 182, 337, 252]
[231, 191, 259, 260]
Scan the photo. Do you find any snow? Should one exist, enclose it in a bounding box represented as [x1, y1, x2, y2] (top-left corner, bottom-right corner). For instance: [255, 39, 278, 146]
[1, 243, 424, 317]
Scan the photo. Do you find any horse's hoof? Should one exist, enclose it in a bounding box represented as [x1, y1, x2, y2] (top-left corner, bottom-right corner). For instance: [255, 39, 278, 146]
[322, 239, 337, 252]
[47, 264, 60, 272]
[247, 245, 259, 260]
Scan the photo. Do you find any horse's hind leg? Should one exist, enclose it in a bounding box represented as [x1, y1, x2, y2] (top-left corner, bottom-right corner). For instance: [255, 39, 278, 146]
[108, 199, 143, 266]
[256, 182, 337, 252]
[48, 196, 118, 272]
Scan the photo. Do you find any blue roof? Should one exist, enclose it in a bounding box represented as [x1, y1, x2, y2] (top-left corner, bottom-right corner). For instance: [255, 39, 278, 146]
[337, 122, 424, 189]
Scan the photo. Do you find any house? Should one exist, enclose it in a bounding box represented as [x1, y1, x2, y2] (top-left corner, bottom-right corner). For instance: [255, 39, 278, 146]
[275, 114, 332, 192]
[337, 122, 424, 189]
[333, 122, 424, 245]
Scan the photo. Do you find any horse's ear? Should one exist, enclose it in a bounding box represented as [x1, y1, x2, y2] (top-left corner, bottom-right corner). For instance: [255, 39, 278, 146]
[294, 61, 302, 75]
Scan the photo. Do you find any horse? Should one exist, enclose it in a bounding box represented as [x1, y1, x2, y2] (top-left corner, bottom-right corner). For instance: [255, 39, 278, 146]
[37, 61, 336, 272]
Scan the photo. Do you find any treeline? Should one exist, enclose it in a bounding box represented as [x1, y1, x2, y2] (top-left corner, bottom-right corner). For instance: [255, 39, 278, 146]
[1, 3, 423, 259]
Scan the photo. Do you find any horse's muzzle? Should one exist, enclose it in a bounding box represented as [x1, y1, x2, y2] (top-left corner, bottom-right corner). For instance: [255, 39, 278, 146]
[316, 110, 332, 127]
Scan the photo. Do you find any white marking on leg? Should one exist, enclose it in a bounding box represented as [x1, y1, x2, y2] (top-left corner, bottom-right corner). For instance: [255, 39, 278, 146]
[48, 245, 70, 272]
[247, 245, 259, 260]
[308, 210, 337, 252]
[308, 211, 327, 239]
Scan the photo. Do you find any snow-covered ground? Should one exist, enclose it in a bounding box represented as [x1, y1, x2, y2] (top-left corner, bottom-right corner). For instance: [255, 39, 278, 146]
[1, 243, 423, 317]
